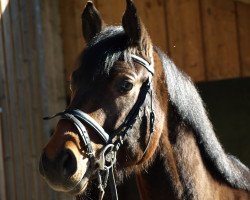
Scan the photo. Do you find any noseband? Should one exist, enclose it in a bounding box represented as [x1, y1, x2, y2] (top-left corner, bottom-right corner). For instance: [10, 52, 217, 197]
[44, 54, 155, 200]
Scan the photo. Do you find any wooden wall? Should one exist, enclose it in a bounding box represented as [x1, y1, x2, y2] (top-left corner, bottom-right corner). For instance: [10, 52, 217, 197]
[0, 0, 70, 199]
[0, 108, 6, 200]
[59, 0, 250, 97]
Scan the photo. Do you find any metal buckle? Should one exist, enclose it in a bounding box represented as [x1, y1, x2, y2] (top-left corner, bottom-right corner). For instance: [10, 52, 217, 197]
[96, 144, 117, 170]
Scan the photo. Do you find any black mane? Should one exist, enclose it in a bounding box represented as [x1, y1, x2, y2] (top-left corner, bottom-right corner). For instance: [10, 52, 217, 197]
[156, 47, 250, 191]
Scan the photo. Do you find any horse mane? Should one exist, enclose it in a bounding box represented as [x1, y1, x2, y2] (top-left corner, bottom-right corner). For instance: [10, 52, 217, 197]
[155, 47, 250, 191]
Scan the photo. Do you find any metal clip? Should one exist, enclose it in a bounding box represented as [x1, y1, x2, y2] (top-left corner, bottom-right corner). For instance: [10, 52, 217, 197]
[96, 144, 117, 170]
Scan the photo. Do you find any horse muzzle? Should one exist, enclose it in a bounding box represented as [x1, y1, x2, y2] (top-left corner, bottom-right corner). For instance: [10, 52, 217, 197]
[39, 148, 90, 194]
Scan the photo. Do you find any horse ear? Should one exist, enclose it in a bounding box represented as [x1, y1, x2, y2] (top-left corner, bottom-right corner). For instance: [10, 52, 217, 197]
[82, 1, 104, 43]
[122, 0, 148, 46]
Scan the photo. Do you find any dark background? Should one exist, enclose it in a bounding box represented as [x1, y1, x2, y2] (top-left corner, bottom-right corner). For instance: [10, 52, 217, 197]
[197, 78, 250, 167]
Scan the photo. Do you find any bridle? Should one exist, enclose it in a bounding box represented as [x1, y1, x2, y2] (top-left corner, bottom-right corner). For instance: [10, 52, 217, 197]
[44, 54, 154, 199]
[44, 54, 155, 200]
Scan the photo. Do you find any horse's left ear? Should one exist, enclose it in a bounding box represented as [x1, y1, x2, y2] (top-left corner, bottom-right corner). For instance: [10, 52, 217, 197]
[82, 1, 105, 43]
[122, 0, 149, 47]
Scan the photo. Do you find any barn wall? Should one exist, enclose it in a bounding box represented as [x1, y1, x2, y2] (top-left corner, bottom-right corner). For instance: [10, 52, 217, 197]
[0, 0, 70, 199]
[59, 0, 250, 97]
[0, 108, 6, 200]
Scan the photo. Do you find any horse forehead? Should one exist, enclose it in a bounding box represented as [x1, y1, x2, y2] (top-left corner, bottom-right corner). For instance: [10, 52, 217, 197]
[74, 62, 137, 86]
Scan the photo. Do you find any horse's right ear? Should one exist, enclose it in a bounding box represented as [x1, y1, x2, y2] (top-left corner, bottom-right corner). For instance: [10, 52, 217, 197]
[82, 1, 104, 43]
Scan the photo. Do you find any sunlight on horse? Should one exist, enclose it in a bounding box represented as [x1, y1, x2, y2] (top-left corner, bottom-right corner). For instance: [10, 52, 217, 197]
[39, 0, 250, 199]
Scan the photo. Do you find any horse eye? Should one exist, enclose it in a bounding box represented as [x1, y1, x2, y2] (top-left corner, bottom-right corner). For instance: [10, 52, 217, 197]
[119, 80, 134, 93]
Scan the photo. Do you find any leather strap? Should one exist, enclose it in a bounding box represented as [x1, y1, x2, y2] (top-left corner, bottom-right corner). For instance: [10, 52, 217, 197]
[61, 113, 94, 155]
[66, 109, 110, 144]
[131, 54, 154, 75]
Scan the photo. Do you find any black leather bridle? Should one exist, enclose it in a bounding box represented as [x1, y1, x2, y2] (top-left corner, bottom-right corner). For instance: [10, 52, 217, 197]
[44, 54, 155, 200]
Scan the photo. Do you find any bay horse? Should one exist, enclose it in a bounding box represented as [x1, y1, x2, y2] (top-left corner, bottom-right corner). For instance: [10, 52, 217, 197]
[39, 0, 250, 199]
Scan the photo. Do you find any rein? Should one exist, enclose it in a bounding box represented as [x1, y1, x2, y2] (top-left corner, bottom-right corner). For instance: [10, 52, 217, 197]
[44, 54, 155, 200]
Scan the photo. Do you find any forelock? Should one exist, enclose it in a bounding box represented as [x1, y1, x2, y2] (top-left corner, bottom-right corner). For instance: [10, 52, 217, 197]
[72, 26, 135, 85]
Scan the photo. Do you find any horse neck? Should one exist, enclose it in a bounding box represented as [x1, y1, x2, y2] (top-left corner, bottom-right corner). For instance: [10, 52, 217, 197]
[136, 117, 249, 200]
[135, 124, 208, 200]
[135, 122, 186, 200]
[135, 152, 179, 200]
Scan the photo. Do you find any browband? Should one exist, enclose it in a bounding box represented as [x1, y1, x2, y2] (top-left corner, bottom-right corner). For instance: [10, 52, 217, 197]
[131, 54, 154, 75]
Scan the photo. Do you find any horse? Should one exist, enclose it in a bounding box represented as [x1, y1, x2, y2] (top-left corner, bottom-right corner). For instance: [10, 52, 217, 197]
[39, 0, 250, 199]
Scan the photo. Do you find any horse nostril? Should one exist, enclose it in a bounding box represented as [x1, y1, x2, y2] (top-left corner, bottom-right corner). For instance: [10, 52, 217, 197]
[61, 150, 77, 177]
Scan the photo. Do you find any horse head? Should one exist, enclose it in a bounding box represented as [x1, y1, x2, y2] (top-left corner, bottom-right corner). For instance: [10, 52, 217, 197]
[39, 0, 166, 198]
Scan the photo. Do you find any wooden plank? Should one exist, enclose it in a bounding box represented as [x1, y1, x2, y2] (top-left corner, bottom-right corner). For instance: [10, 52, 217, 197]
[9, 0, 32, 199]
[0, 109, 6, 200]
[42, 0, 66, 121]
[74, 0, 87, 58]
[29, 0, 64, 199]
[0, 14, 5, 200]
[96, 0, 125, 25]
[39, 0, 56, 200]
[201, 0, 240, 80]
[0, 0, 69, 199]
[0, 6, 9, 200]
[59, 0, 78, 93]
[235, 0, 250, 4]
[41, 1, 70, 199]
[134, 0, 168, 53]
[17, 0, 53, 199]
[165, 0, 205, 81]
[59, 0, 86, 100]
[0, 0, 20, 198]
[236, 2, 250, 77]
[41, 1, 70, 198]
[17, 1, 40, 199]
